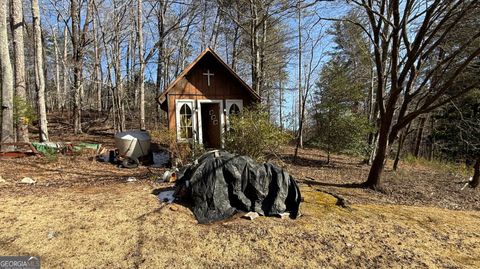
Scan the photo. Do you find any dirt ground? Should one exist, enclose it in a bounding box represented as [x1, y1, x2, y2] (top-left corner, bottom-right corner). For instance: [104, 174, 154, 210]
[0, 135, 479, 268]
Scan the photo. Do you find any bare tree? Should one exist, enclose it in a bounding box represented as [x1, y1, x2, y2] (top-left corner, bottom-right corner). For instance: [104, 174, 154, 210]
[51, 26, 62, 111]
[155, 0, 167, 123]
[137, 0, 146, 130]
[31, 0, 49, 141]
[62, 25, 68, 112]
[294, 9, 325, 161]
[1, 0, 15, 150]
[92, 8, 102, 113]
[10, 0, 29, 142]
[71, 0, 81, 133]
[218, 0, 296, 97]
[352, 0, 480, 189]
[138, 0, 200, 123]
[297, 0, 303, 150]
[248, 0, 264, 95]
[71, 0, 92, 134]
[115, 1, 126, 132]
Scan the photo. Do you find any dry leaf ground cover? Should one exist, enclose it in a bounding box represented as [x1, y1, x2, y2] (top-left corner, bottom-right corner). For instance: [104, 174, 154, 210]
[0, 137, 479, 268]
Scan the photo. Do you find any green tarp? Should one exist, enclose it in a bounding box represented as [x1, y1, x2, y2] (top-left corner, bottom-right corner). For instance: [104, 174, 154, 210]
[31, 142, 101, 155]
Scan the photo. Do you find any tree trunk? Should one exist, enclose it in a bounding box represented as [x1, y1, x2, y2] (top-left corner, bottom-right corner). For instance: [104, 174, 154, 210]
[126, 22, 133, 106]
[155, 1, 165, 124]
[364, 118, 391, 189]
[292, 96, 297, 131]
[93, 14, 101, 113]
[10, 0, 29, 142]
[427, 118, 435, 160]
[365, 137, 388, 189]
[32, 0, 49, 142]
[209, 6, 221, 50]
[297, 1, 303, 149]
[113, 2, 125, 132]
[470, 157, 479, 188]
[70, 0, 91, 133]
[155, 52, 162, 124]
[393, 122, 412, 171]
[231, 10, 240, 71]
[71, 0, 82, 134]
[62, 26, 68, 112]
[249, 0, 261, 95]
[413, 117, 426, 157]
[279, 77, 283, 131]
[364, 66, 376, 164]
[1, 0, 15, 151]
[367, 132, 379, 165]
[259, 15, 267, 98]
[52, 29, 61, 111]
[137, 0, 145, 130]
[393, 130, 407, 171]
[200, 0, 207, 51]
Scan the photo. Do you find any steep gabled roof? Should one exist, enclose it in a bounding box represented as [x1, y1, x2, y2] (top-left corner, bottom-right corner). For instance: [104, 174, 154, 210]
[157, 47, 260, 105]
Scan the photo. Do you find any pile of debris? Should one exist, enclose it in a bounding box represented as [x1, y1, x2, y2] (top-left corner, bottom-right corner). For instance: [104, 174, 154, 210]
[97, 130, 170, 168]
[171, 150, 302, 223]
[0, 142, 42, 158]
[0, 142, 101, 158]
[1, 130, 170, 169]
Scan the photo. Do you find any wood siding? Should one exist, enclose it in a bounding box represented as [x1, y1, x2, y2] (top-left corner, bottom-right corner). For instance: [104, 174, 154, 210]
[166, 53, 255, 130]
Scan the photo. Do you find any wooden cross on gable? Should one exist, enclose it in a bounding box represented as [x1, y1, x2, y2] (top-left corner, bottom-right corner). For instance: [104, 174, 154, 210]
[203, 69, 214, 86]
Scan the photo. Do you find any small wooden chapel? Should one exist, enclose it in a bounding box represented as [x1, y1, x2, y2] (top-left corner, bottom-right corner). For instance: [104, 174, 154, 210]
[157, 48, 260, 148]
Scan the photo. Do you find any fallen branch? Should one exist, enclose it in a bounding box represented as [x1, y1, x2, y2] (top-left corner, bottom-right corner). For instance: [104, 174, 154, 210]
[323, 190, 350, 208]
[303, 177, 351, 208]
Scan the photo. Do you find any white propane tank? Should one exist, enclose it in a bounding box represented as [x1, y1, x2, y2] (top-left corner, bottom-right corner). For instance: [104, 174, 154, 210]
[114, 130, 151, 160]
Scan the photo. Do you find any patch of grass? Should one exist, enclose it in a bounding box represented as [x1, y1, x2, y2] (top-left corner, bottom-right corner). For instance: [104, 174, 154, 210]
[403, 154, 469, 176]
[1, 183, 479, 268]
[1, 142, 479, 268]
[43, 151, 59, 163]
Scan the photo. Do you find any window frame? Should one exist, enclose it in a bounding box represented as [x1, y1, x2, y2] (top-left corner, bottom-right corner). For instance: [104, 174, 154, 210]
[175, 99, 196, 142]
[225, 99, 243, 128]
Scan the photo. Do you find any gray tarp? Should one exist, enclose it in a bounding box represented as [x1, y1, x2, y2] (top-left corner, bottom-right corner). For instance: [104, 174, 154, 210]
[176, 151, 301, 223]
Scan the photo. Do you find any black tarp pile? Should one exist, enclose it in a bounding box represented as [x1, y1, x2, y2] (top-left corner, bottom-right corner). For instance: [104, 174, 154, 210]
[175, 150, 301, 223]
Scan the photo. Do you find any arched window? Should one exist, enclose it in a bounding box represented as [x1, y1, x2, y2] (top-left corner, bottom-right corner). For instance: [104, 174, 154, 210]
[229, 103, 240, 116]
[179, 103, 193, 139]
[226, 100, 243, 131]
